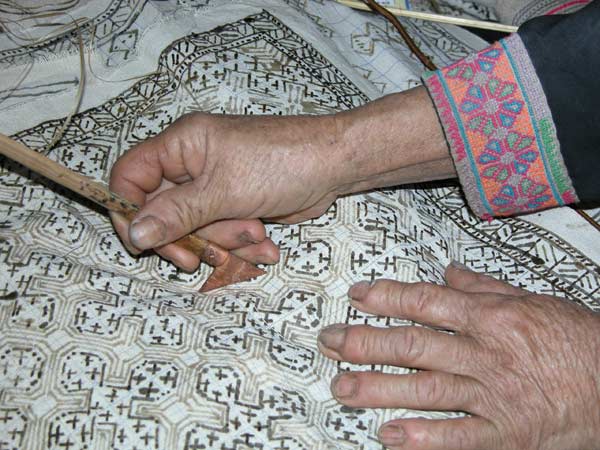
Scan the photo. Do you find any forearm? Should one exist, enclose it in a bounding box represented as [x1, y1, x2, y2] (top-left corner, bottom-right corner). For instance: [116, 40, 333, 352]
[332, 86, 455, 196]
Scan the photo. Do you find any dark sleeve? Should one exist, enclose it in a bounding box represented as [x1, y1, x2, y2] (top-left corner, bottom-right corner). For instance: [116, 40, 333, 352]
[423, 1, 599, 219]
[518, 0, 600, 204]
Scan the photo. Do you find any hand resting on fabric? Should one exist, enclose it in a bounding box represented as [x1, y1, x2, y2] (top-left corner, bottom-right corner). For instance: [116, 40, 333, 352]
[321, 262, 600, 450]
[109, 85, 600, 450]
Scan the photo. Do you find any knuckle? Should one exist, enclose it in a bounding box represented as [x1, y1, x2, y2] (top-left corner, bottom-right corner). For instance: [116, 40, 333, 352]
[135, 138, 161, 170]
[454, 335, 476, 362]
[163, 113, 208, 166]
[341, 326, 369, 361]
[169, 195, 199, 232]
[410, 282, 435, 316]
[487, 300, 527, 330]
[396, 327, 426, 365]
[162, 131, 184, 161]
[245, 221, 266, 242]
[188, 111, 209, 128]
[109, 158, 124, 183]
[372, 279, 398, 305]
[410, 427, 431, 447]
[415, 372, 446, 405]
[109, 156, 131, 191]
[173, 112, 199, 134]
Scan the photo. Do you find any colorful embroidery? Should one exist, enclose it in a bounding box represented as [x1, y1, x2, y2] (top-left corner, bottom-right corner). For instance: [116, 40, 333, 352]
[424, 34, 578, 219]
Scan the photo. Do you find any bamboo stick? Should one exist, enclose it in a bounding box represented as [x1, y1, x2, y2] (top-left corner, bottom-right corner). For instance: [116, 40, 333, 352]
[336, 0, 519, 33]
[0, 133, 269, 292]
[0, 133, 267, 290]
[0, 133, 232, 265]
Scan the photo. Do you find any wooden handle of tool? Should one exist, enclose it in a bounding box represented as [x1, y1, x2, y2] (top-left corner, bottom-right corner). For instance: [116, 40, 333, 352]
[0, 133, 229, 267]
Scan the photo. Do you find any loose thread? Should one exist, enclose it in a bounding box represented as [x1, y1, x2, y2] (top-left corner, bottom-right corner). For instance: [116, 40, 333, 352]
[42, 15, 86, 154]
[86, 24, 160, 84]
[0, 1, 79, 15]
[0, 8, 156, 155]
[0, 11, 87, 44]
[0, 10, 88, 154]
[573, 208, 600, 233]
[339, 0, 517, 33]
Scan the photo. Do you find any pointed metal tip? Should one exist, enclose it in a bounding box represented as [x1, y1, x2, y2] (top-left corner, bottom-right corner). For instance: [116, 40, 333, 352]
[199, 253, 266, 292]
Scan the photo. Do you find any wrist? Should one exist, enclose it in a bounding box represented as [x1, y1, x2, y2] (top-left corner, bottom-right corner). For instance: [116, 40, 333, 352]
[330, 86, 456, 195]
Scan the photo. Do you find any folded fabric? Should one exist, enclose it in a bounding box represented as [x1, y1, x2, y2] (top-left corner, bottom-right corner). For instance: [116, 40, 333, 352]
[483, 0, 594, 25]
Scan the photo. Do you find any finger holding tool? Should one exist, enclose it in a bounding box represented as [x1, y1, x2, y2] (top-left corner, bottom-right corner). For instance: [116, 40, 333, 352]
[0, 133, 265, 292]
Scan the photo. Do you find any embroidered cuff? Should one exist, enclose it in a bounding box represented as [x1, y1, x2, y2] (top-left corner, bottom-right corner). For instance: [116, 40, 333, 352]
[423, 34, 578, 219]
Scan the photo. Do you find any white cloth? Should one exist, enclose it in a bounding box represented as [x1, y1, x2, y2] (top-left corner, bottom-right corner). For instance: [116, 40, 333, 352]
[0, 2, 598, 449]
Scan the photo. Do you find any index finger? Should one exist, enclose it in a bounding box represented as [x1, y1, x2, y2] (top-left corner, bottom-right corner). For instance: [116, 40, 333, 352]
[109, 114, 206, 206]
[347, 279, 493, 333]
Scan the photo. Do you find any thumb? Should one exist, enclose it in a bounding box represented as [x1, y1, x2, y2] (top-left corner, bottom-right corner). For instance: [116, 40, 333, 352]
[128, 180, 222, 249]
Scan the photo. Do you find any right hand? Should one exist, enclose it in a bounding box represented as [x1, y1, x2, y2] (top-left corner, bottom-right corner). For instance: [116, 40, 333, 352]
[109, 87, 455, 272]
[109, 112, 346, 271]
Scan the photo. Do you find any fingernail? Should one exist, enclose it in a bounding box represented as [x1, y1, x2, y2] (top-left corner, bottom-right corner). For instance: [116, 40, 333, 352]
[122, 240, 142, 256]
[239, 231, 261, 245]
[379, 424, 406, 446]
[130, 216, 166, 248]
[110, 212, 141, 255]
[318, 324, 347, 352]
[255, 254, 279, 265]
[332, 373, 358, 399]
[348, 281, 371, 302]
[450, 260, 471, 271]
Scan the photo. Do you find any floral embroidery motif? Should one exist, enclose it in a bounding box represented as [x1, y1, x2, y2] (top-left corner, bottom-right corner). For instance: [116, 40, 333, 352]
[423, 35, 577, 218]
[445, 48, 501, 81]
[460, 79, 523, 135]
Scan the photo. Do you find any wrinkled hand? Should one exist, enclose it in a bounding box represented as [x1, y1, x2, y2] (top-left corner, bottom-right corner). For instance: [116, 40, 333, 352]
[109, 87, 455, 271]
[109, 113, 344, 270]
[318, 263, 600, 450]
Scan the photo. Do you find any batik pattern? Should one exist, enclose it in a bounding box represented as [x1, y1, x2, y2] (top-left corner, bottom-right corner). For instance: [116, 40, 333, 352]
[1, 4, 599, 450]
[424, 34, 577, 219]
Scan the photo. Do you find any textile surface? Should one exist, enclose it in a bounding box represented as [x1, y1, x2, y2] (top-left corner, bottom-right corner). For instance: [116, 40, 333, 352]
[0, 1, 599, 449]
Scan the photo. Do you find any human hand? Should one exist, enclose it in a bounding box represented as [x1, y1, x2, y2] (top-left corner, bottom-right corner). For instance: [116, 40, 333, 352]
[109, 112, 346, 271]
[109, 87, 454, 271]
[318, 263, 600, 450]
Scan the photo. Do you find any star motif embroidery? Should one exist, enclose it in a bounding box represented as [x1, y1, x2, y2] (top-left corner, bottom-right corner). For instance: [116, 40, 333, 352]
[478, 131, 537, 182]
[444, 47, 501, 81]
[460, 78, 524, 136]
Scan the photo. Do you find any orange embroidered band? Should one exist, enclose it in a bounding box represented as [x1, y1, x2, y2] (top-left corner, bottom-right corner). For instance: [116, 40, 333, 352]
[423, 34, 577, 219]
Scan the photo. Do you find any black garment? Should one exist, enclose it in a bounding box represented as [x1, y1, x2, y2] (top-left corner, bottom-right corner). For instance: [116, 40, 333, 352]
[518, 0, 600, 203]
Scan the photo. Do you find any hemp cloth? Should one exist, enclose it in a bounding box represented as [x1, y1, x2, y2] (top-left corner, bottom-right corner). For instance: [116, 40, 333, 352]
[0, 1, 598, 449]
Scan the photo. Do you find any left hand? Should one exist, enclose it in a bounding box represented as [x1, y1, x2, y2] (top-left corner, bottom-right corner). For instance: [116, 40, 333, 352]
[318, 262, 600, 450]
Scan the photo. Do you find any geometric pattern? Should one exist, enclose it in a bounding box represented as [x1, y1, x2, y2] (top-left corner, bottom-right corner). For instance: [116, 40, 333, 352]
[424, 34, 577, 218]
[0, 0, 489, 88]
[0, 0, 149, 68]
[1, 4, 599, 450]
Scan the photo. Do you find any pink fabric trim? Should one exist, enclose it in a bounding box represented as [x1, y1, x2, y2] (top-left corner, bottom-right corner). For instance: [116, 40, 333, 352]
[545, 0, 592, 15]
